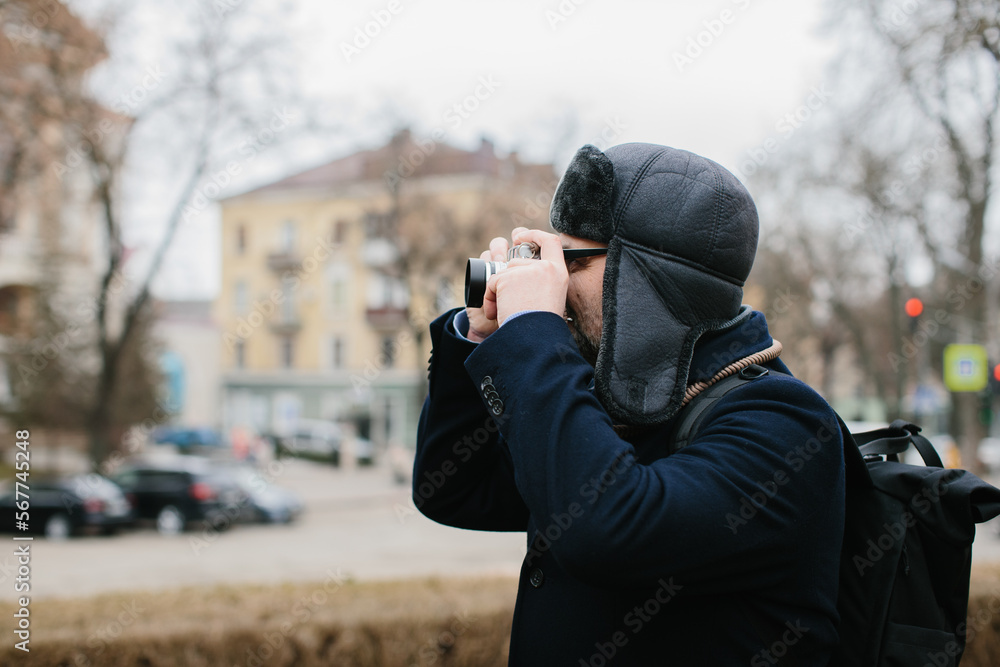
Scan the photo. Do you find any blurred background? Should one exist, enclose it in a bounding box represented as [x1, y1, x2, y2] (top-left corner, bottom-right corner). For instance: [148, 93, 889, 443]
[0, 0, 999, 662]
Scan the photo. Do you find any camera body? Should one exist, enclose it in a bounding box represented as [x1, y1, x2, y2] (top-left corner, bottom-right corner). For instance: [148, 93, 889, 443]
[465, 242, 540, 308]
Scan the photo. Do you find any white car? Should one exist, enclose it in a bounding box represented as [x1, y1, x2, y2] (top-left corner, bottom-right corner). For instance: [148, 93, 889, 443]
[283, 420, 343, 463]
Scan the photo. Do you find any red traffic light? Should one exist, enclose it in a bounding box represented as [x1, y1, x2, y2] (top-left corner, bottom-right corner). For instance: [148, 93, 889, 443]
[994, 364, 1000, 383]
[905, 298, 924, 318]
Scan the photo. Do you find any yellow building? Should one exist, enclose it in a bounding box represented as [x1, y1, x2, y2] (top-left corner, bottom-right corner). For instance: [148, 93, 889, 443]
[217, 131, 556, 452]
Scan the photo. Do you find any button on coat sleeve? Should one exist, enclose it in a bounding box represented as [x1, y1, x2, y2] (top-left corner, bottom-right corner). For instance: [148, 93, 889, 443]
[413, 309, 529, 531]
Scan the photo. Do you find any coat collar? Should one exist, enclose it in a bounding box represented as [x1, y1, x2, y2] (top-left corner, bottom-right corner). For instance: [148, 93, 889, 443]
[686, 309, 776, 385]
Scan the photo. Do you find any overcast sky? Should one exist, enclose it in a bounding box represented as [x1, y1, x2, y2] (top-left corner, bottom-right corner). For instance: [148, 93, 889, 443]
[79, 0, 839, 300]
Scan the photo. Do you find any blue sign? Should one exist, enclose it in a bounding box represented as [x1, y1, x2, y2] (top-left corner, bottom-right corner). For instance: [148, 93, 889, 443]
[160, 351, 186, 414]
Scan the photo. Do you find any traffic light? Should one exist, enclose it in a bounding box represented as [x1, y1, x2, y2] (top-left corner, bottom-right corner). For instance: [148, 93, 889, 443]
[905, 298, 923, 333]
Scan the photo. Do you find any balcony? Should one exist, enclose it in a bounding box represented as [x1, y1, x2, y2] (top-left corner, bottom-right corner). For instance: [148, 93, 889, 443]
[366, 306, 408, 330]
[269, 317, 302, 335]
[267, 251, 302, 272]
[361, 239, 399, 268]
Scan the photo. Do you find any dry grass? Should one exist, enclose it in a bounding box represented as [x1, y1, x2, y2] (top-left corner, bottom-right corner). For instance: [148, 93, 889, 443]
[0, 576, 518, 666]
[5, 567, 1000, 665]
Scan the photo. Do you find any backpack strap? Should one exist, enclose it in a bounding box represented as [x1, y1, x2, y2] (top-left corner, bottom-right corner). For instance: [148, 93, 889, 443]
[850, 419, 944, 468]
[669, 364, 771, 454]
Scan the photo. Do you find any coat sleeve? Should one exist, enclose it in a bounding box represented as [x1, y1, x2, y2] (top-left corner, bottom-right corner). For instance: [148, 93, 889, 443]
[412, 309, 529, 531]
[465, 311, 845, 591]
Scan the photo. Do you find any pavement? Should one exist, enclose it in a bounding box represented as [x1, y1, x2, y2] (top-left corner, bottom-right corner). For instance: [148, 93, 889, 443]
[3, 457, 1000, 602]
[0, 459, 526, 602]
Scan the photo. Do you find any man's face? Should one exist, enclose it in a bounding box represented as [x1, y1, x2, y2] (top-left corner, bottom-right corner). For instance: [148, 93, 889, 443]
[559, 233, 607, 366]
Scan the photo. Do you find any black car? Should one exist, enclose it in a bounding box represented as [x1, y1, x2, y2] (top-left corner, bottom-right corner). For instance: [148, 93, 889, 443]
[0, 474, 134, 539]
[112, 457, 244, 535]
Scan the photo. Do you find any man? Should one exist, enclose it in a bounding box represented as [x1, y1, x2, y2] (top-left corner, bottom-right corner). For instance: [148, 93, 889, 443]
[414, 142, 845, 665]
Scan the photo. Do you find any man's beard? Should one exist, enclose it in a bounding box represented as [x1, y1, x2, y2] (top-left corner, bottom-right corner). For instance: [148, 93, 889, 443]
[566, 304, 600, 366]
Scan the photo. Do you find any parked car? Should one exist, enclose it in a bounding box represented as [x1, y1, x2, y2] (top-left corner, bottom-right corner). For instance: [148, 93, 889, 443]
[152, 427, 225, 453]
[279, 420, 343, 464]
[218, 464, 304, 524]
[112, 457, 244, 535]
[0, 474, 133, 539]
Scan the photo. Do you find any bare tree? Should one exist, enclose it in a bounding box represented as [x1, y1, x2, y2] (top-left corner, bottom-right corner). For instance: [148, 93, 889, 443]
[752, 0, 999, 465]
[835, 0, 998, 464]
[2, 0, 309, 467]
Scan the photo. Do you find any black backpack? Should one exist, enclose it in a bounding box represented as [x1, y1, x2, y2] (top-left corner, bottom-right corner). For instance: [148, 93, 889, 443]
[671, 366, 1000, 667]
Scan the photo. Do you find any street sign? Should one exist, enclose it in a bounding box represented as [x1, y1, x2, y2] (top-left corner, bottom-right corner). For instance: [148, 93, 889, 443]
[944, 344, 989, 392]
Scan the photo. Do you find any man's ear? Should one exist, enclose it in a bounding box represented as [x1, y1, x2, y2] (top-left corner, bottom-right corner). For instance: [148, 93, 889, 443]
[549, 144, 615, 243]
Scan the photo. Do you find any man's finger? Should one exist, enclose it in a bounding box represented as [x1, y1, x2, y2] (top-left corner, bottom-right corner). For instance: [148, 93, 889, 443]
[483, 274, 499, 321]
[512, 229, 564, 266]
[489, 237, 509, 262]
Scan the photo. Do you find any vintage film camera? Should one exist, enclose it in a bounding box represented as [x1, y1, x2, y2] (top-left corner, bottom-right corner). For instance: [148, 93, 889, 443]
[464, 242, 540, 308]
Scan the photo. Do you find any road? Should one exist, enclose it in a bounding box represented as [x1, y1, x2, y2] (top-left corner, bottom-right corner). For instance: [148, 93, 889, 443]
[0, 460, 526, 602]
[3, 458, 1000, 602]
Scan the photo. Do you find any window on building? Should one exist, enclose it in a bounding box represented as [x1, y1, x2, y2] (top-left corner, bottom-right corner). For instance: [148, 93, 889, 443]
[332, 337, 345, 369]
[333, 219, 349, 245]
[363, 211, 392, 239]
[282, 284, 295, 322]
[281, 219, 297, 252]
[380, 336, 396, 368]
[236, 224, 247, 255]
[234, 280, 248, 314]
[235, 340, 245, 369]
[330, 273, 348, 314]
[280, 337, 294, 369]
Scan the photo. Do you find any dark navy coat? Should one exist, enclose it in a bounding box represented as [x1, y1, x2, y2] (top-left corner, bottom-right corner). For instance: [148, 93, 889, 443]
[414, 308, 845, 665]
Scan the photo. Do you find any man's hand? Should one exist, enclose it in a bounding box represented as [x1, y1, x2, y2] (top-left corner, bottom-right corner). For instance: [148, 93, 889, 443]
[486, 228, 568, 327]
[465, 236, 510, 343]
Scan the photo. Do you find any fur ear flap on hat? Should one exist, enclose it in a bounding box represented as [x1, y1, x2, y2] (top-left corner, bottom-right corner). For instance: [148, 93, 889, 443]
[549, 144, 616, 243]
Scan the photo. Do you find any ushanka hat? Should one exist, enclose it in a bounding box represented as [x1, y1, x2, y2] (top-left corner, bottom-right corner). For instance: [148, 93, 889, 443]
[550, 143, 759, 425]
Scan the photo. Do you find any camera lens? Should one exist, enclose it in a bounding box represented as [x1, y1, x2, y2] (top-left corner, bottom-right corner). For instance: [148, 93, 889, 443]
[465, 258, 488, 308]
[465, 258, 506, 308]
